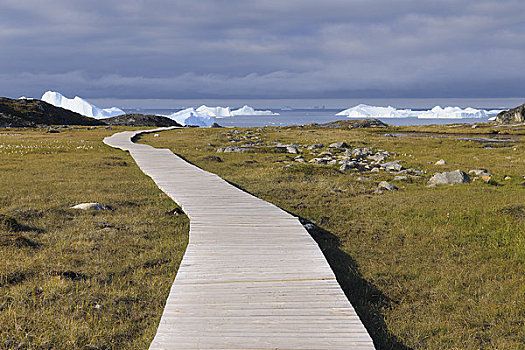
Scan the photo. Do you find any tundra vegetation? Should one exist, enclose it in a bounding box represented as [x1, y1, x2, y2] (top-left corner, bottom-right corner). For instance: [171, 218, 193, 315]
[0, 127, 188, 349]
[1, 122, 524, 349]
[140, 122, 524, 350]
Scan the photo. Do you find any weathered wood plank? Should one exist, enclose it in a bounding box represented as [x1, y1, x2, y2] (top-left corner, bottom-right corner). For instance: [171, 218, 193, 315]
[103, 128, 375, 349]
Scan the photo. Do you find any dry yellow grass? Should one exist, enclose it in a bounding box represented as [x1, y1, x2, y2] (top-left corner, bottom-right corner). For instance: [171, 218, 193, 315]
[0, 127, 188, 349]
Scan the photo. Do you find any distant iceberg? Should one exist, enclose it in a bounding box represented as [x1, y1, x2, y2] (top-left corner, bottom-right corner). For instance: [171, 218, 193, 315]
[336, 104, 503, 119]
[41, 91, 125, 119]
[165, 104, 279, 126]
[166, 107, 215, 127]
[336, 104, 413, 118]
[231, 105, 278, 117]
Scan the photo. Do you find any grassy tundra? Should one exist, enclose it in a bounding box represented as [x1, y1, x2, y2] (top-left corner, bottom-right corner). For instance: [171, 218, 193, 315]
[0, 127, 188, 349]
[0, 122, 523, 349]
[139, 123, 524, 349]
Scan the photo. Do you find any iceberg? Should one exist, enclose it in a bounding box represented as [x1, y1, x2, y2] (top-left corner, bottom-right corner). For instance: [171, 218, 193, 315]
[231, 105, 278, 116]
[336, 104, 413, 118]
[165, 107, 215, 127]
[336, 104, 503, 119]
[41, 91, 125, 119]
[165, 104, 279, 126]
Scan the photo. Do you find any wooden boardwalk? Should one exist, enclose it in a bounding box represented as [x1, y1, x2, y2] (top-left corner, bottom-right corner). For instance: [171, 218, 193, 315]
[104, 128, 375, 349]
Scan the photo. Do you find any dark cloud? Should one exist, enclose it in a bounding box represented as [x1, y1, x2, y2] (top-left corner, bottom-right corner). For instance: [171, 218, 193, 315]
[1, 0, 524, 100]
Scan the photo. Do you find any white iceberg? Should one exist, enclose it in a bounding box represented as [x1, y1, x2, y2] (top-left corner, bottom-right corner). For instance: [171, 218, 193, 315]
[165, 104, 279, 126]
[336, 104, 413, 118]
[165, 107, 215, 127]
[41, 91, 125, 119]
[231, 105, 278, 116]
[196, 105, 232, 118]
[337, 104, 503, 119]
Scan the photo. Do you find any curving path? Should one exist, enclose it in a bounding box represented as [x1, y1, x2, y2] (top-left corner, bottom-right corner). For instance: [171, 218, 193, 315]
[104, 128, 375, 349]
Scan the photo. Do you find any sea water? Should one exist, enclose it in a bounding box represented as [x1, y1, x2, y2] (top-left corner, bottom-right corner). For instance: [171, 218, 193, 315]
[118, 97, 524, 127]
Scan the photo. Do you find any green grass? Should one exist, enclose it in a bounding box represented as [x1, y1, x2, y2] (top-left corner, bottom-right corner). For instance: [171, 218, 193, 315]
[0, 127, 188, 349]
[140, 125, 525, 349]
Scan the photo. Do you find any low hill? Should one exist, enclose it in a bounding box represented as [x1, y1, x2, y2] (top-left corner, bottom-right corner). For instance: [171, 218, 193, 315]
[102, 114, 182, 127]
[496, 103, 525, 124]
[0, 97, 104, 127]
[318, 118, 388, 129]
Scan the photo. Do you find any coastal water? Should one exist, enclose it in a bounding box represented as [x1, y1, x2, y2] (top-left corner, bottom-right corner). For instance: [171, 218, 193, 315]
[123, 108, 494, 127]
[115, 97, 524, 127]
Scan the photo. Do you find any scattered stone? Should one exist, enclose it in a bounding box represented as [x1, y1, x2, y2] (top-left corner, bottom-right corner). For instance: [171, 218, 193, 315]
[218, 146, 248, 153]
[70, 203, 110, 210]
[378, 181, 398, 191]
[329, 142, 349, 148]
[339, 161, 358, 171]
[428, 170, 471, 185]
[368, 154, 388, 163]
[46, 129, 60, 134]
[505, 176, 512, 181]
[472, 125, 479, 129]
[393, 176, 408, 181]
[153, 134, 160, 137]
[435, 159, 447, 165]
[370, 167, 380, 173]
[381, 161, 404, 172]
[469, 169, 492, 177]
[307, 144, 324, 150]
[357, 176, 371, 181]
[286, 146, 300, 154]
[309, 158, 328, 165]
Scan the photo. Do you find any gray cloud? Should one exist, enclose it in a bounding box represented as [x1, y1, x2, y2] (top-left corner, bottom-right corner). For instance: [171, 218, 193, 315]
[1, 0, 524, 100]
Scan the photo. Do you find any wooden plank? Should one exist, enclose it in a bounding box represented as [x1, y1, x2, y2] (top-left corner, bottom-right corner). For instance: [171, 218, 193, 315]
[103, 128, 375, 349]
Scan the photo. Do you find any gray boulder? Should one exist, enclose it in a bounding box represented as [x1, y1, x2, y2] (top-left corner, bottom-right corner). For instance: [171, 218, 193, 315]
[340, 161, 358, 171]
[378, 181, 398, 191]
[435, 159, 447, 165]
[368, 154, 388, 163]
[307, 144, 324, 150]
[329, 142, 349, 148]
[428, 170, 471, 185]
[286, 146, 300, 154]
[380, 161, 404, 172]
[71, 203, 109, 210]
[469, 169, 492, 177]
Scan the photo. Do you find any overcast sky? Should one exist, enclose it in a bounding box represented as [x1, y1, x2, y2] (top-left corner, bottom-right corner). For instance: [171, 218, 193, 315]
[1, 0, 524, 101]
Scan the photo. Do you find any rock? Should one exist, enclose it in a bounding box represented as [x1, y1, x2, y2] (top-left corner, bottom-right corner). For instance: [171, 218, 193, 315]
[307, 144, 324, 150]
[357, 176, 371, 181]
[343, 161, 358, 168]
[378, 181, 398, 191]
[352, 148, 365, 158]
[393, 176, 408, 181]
[329, 142, 349, 148]
[46, 129, 60, 133]
[368, 154, 388, 163]
[222, 146, 247, 153]
[495, 103, 525, 124]
[327, 160, 338, 165]
[471, 125, 479, 129]
[153, 134, 160, 137]
[505, 176, 512, 180]
[380, 161, 404, 172]
[340, 161, 358, 171]
[370, 167, 380, 173]
[309, 158, 328, 165]
[71, 203, 109, 210]
[469, 169, 492, 177]
[435, 159, 447, 165]
[286, 146, 300, 154]
[210, 122, 223, 128]
[428, 170, 471, 185]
